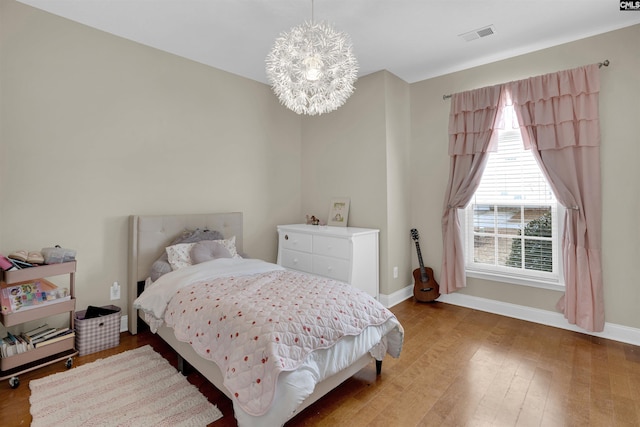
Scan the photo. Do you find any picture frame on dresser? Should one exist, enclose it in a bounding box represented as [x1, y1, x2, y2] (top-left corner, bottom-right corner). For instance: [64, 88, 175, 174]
[328, 197, 350, 227]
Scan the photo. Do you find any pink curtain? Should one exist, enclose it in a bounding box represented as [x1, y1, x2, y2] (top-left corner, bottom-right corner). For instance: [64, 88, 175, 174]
[440, 85, 506, 293]
[441, 65, 604, 332]
[508, 64, 604, 332]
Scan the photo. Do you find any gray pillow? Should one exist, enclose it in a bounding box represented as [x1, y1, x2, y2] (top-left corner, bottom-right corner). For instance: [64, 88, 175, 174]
[190, 240, 232, 264]
[149, 228, 225, 281]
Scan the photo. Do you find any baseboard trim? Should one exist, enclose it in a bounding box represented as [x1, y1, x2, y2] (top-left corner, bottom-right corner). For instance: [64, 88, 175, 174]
[381, 285, 640, 347]
[120, 315, 128, 332]
[379, 286, 413, 308]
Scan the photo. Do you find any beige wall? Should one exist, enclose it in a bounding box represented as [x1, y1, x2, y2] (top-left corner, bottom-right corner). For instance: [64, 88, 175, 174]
[300, 72, 387, 230]
[383, 72, 412, 294]
[300, 71, 388, 282]
[1, 1, 302, 312]
[410, 24, 640, 328]
[300, 71, 411, 296]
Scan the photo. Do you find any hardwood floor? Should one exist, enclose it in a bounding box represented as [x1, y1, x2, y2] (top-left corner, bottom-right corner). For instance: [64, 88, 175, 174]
[2, 299, 639, 426]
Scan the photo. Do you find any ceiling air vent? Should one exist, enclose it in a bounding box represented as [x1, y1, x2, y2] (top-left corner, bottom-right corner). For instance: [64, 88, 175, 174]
[459, 25, 495, 42]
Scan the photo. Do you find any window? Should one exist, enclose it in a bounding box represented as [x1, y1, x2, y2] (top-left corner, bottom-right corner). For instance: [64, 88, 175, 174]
[463, 128, 564, 290]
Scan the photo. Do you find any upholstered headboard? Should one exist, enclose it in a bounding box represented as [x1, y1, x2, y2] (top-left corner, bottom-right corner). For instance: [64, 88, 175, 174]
[127, 212, 243, 334]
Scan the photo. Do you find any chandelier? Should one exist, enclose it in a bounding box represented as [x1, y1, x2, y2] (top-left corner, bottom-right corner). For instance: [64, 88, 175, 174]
[265, 0, 358, 115]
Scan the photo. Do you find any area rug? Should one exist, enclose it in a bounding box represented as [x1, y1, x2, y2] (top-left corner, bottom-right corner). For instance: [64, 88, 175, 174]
[29, 345, 222, 427]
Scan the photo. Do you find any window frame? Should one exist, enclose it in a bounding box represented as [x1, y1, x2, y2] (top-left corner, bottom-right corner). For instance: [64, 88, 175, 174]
[463, 204, 565, 291]
[462, 130, 565, 291]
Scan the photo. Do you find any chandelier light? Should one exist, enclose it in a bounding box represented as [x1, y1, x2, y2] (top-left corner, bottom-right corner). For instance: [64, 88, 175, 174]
[265, 0, 358, 115]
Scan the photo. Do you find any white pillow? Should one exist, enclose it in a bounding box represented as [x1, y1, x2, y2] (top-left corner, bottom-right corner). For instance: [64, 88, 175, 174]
[166, 236, 241, 271]
[219, 236, 241, 258]
[166, 243, 196, 271]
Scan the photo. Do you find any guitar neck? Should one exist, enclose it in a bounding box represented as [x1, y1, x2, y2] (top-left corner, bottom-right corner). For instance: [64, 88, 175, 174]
[414, 241, 427, 279]
[414, 242, 424, 267]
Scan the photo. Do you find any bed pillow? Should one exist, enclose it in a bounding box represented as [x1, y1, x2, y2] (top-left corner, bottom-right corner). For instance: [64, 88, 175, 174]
[190, 240, 232, 264]
[149, 228, 225, 280]
[149, 260, 172, 281]
[166, 243, 196, 271]
[187, 229, 225, 243]
[217, 236, 240, 258]
[166, 236, 240, 271]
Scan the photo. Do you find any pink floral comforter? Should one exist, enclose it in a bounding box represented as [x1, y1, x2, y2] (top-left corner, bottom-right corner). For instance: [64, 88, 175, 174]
[164, 268, 400, 416]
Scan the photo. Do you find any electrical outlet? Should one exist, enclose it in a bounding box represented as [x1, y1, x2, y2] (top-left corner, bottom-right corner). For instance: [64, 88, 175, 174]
[110, 281, 120, 300]
[393, 266, 398, 279]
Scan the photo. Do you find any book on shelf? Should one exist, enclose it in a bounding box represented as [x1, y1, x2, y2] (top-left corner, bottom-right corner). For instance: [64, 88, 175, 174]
[0, 254, 17, 271]
[20, 324, 52, 344]
[1, 331, 34, 357]
[0, 278, 70, 314]
[1, 337, 15, 358]
[23, 323, 49, 337]
[35, 330, 74, 348]
[26, 327, 58, 343]
[7, 332, 27, 354]
[32, 327, 70, 344]
[9, 259, 34, 269]
[13, 333, 32, 354]
[41, 327, 69, 339]
[1, 328, 74, 357]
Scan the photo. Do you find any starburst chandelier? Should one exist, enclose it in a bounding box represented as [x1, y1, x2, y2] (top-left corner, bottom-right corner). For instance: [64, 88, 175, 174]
[265, 0, 358, 116]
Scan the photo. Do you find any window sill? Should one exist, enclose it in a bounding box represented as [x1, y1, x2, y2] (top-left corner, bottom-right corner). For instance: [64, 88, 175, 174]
[466, 269, 565, 292]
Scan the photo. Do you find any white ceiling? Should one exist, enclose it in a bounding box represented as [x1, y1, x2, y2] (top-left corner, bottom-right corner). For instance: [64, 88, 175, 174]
[17, 0, 640, 84]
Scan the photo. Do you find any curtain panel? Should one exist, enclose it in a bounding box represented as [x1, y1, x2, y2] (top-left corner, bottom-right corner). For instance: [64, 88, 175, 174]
[508, 64, 603, 332]
[440, 85, 505, 293]
[441, 64, 604, 332]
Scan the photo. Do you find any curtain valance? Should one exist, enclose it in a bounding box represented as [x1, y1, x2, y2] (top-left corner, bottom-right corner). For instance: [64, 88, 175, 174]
[448, 84, 504, 155]
[508, 64, 601, 150]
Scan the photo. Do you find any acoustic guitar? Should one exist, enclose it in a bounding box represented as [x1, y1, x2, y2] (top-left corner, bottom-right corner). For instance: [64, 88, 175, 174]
[410, 228, 440, 302]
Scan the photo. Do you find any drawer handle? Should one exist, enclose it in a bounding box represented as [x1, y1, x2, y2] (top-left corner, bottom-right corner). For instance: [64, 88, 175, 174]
[285, 234, 289, 240]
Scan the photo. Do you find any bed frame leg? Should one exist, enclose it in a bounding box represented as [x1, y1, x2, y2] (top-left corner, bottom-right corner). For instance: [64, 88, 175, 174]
[177, 355, 193, 375]
[376, 360, 382, 375]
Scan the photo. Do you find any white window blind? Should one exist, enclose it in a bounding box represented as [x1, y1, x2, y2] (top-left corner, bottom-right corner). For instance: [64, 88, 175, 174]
[465, 129, 562, 286]
[473, 131, 555, 205]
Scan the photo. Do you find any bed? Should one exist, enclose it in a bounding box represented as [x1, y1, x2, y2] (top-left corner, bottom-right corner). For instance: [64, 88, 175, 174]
[127, 213, 403, 426]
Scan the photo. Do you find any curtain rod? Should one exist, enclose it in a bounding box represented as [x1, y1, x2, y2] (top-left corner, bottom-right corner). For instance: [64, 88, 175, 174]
[442, 59, 610, 100]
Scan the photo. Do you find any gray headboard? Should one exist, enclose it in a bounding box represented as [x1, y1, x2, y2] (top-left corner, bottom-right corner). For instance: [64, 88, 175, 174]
[127, 212, 243, 334]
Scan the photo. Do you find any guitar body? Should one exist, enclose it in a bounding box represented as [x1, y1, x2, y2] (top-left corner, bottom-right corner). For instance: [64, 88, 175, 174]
[413, 266, 440, 302]
[410, 228, 440, 303]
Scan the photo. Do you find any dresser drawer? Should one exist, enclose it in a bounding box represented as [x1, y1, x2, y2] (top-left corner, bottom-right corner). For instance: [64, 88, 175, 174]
[279, 231, 313, 253]
[279, 249, 313, 273]
[313, 235, 350, 260]
[313, 255, 350, 282]
[277, 224, 379, 299]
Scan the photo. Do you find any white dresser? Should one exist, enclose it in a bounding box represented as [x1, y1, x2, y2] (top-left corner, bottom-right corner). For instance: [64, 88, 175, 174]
[276, 224, 380, 299]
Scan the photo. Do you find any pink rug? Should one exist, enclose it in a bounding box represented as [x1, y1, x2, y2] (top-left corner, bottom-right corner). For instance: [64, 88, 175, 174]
[29, 345, 222, 426]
